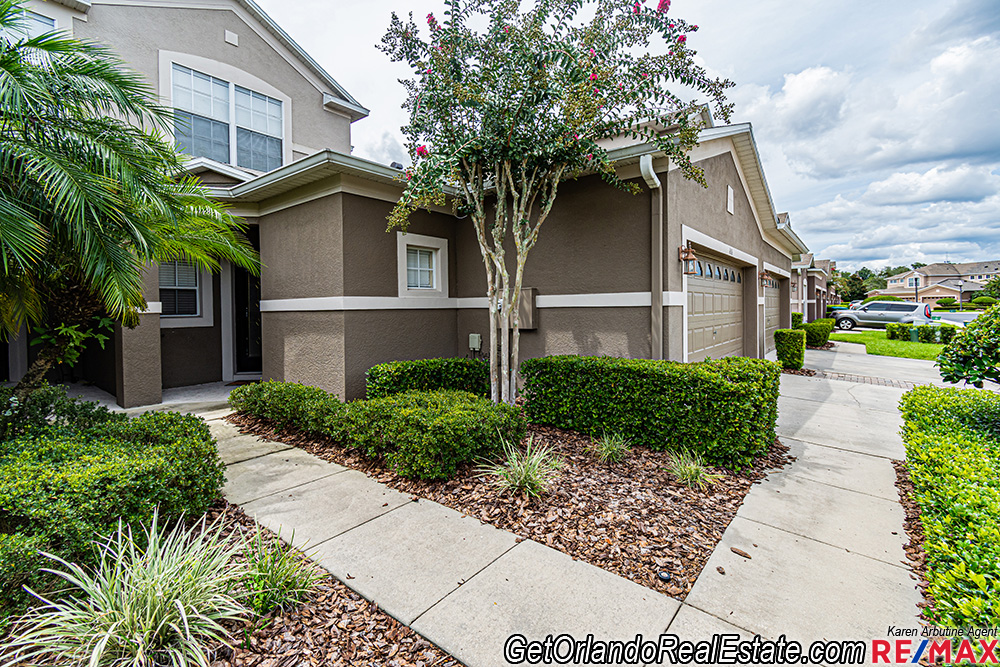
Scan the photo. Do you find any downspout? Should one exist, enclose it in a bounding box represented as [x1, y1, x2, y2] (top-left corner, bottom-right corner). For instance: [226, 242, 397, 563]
[641, 154, 663, 360]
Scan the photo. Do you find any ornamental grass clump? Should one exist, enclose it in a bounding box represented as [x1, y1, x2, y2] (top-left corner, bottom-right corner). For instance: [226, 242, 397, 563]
[592, 432, 631, 463]
[477, 436, 563, 498]
[0, 512, 246, 667]
[240, 526, 321, 617]
[665, 450, 723, 490]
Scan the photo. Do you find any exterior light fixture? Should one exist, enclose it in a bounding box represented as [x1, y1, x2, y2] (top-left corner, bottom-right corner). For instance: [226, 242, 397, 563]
[759, 270, 771, 287]
[679, 245, 697, 275]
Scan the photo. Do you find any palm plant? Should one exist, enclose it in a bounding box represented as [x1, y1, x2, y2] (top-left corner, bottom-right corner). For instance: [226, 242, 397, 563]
[0, 0, 258, 395]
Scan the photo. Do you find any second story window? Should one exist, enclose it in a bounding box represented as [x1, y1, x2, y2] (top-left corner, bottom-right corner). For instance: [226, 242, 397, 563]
[172, 64, 283, 171]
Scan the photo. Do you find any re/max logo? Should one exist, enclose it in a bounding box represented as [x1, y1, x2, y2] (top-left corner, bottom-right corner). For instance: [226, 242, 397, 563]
[872, 639, 999, 664]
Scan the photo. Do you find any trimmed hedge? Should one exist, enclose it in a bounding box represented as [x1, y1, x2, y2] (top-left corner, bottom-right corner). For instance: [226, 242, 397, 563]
[774, 329, 806, 370]
[800, 320, 833, 347]
[0, 409, 225, 621]
[791, 312, 803, 328]
[366, 358, 489, 398]
[900, 386, 1000, 627]
[231, 383, 525, 480]
[973, 296, 997, 307]
[886, 323, 959, 344]
[886, 322, 912, 340]
[521, 356, 780, 469]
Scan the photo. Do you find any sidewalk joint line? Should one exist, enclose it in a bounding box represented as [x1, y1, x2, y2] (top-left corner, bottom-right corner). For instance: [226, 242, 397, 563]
[233, 469, 347, 506]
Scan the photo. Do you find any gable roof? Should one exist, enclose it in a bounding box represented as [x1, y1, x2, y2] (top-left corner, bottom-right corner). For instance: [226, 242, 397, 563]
[52, 0, 368, 120]
[888, 261, 1000, 279]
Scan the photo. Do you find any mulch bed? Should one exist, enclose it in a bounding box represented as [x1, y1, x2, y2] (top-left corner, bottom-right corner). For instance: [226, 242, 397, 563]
[208, 502, 462, 667]
[806, 342, 836, 350]
[226, 414, 793, 600]
[892, 460, 934, 620]
[781, 368, 817, 376]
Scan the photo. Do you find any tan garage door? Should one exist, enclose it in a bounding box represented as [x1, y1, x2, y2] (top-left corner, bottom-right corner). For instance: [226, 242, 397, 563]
[764, 280, 780, 354]
[688, 257, 744, 362]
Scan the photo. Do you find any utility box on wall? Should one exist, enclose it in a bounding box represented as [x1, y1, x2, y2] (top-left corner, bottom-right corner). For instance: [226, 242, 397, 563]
[518, 288, 538, 330]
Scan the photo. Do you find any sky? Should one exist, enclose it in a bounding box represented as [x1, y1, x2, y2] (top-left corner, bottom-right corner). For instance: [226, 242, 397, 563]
[254, 0, 1000, 273]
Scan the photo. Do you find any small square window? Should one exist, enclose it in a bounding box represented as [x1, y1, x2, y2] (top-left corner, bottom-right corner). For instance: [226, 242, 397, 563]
[406, 248, 435, 289]
[159, 260, 200, 316]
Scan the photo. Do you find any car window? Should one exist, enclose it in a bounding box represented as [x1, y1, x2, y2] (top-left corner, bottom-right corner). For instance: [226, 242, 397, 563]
[888, 303, 917, 312]
[866, 303, 891, 311]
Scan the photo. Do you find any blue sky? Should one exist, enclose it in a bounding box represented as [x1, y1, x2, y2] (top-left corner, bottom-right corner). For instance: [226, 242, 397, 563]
[254, 0, 1000, 272]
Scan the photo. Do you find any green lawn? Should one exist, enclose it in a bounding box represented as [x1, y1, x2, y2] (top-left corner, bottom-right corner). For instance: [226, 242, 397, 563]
[829, 330, 945, 360]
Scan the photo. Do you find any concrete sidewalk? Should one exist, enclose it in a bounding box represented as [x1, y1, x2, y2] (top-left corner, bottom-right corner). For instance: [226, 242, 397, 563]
[208, 349, 923, 666]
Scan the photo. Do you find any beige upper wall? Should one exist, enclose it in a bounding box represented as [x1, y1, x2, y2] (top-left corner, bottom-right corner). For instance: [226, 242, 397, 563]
[69, 1, 352, 155]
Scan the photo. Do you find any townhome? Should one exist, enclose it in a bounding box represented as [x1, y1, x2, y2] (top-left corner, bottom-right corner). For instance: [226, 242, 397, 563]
[6, 0, 810, 406]
[790, 252, 835, 321]
[876, 262, 999, 305]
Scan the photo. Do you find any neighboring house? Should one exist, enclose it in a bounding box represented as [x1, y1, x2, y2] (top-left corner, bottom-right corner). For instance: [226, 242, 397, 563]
[790, 252, 836, 321]
[873, 262, 998, 305]
[5, 0, 809, 406]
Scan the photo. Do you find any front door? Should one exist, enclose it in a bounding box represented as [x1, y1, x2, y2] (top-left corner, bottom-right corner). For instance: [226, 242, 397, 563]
[234, 226, 262, 374]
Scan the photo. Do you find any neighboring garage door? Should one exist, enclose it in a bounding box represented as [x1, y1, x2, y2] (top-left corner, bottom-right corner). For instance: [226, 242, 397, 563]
[764, 279, 780, 354]
[687, 256, 744, 362]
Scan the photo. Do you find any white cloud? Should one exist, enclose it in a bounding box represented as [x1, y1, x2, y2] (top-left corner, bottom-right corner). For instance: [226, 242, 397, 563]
[863, 165, 999, 205]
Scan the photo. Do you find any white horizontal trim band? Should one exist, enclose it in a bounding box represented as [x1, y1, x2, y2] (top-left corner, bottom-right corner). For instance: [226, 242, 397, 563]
[663, 291, 685, 307]
[260, 292, 657, 312]
[763, 262, 791, 278]
[682, 225, 758, 267]
[758, 297, 766, 306]
[141, 301, 162, 314]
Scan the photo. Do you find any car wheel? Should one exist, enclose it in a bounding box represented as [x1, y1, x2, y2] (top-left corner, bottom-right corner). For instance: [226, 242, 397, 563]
[837, 319, 855, 330]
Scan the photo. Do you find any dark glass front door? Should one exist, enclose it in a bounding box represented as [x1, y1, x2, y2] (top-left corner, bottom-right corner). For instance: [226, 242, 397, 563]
[234, 226, 262, 374]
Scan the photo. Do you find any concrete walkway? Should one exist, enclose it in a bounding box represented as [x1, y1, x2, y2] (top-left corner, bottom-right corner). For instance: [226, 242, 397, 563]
[208, 347, 924, 666]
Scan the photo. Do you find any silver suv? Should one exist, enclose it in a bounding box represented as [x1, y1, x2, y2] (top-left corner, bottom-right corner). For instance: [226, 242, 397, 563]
[835, 301, 932, 330]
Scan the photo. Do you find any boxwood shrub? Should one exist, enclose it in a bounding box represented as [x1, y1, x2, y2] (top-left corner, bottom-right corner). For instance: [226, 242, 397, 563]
[791, 312, 803, 328]
[333, 390, 525, 480]
[231, 381, 524, 481]
[520, 356, 779, 469]
[887, 323, 958, 344]
[365, 357, 489, 398]
[900, 386, 1000, 627]
[800, 320, 833, 347]
[0, 410, 225, 621]
[774, 329, 806, 370]
[886, 322, 912, 340]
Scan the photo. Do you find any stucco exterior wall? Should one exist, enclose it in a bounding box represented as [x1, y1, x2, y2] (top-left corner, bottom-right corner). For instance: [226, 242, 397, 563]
[262, 311, 345, 398]
[260, 194, 343, 300]
[73, 3, 351, 154]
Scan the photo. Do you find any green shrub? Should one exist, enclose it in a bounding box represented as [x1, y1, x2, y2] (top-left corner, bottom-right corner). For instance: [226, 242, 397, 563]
[229, 381, 343, 434]
[0, 534, 45, 629]
[937, 297, 957, 308]
[899, 386, 1000, 627]
[791, 312, 803, 328]
[863, 295, 903, 304]
[801, 320, 833, 347]
[973, 296, 997, 307]
[917, 325, 939, 344]
[0, 383, 124, 440]
[1, 513, 246, 667]
[521, 356, 779, 469]
[774, 329, 805, 370]
[938, 304, 1000, 387]
[366, 357, 489, 398]
[336, 390, 526, 480]
[938, 324, 959, 344]
[886, 322, 913, 341]
[0, 411, 225, 619]
[476, 436, 563, 498]
[665, 450, 723, 490]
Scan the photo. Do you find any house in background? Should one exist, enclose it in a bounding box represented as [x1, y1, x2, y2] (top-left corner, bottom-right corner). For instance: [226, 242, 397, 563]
[4, 0, 809, 406]
[872, 262, 999, 305]
[790, 252, 836, 321]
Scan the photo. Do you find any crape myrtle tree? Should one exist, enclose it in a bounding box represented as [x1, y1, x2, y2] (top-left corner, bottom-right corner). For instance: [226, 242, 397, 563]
[380, 0, 733, 404]
[0, 0, 258, 396]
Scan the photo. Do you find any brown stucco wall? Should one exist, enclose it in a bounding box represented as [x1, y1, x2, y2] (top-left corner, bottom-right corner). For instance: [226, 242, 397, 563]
[260, 194, 343, 300]
[344, 310, 458, 399]
[341, 194, 457, 297]
[160, 274, 223, 388]
[73, 4, 351, 153]
[262, 311, 345, 398]
[113, 266, 162, 407]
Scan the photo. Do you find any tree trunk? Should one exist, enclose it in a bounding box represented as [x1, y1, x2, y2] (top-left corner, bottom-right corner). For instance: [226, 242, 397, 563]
[13, 343, 62, 399]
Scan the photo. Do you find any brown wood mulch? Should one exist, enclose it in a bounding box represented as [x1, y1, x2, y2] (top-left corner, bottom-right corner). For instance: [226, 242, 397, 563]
[225, 414, 793, 600]
[806, 342, 836, 350]
[207, 502, 462, 667]
[781, 367, 817, 376]
[892, 460, 935, 620]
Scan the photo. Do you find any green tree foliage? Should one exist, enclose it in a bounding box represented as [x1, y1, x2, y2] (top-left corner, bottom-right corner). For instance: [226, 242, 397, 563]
[938, 304, 1000, 387]
[0, 1, 258, 393]
[380, 0, 732, 403]
[832, 272, 867, 302]
[981, 275, 1000, 300]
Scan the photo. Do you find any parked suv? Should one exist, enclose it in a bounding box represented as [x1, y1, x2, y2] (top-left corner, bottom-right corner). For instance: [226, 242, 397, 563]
[835, 301, 932, 330]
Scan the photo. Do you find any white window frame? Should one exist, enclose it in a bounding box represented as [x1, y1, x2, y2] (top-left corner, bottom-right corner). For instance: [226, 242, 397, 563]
[907, 277, 918, 287]
[726, 185, 735, 215]
[160, 51, 293, 170]
[396, 232, 448, 298]
[159, 262, 215, 329]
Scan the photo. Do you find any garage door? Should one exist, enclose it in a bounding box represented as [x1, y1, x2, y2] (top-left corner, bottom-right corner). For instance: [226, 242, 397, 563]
[764, 279, 780, 354]
[688, 257, 744, 362]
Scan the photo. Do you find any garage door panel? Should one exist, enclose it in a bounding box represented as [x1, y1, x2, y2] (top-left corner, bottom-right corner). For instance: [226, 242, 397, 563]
[764, 283, 780, 354]
[688, 257, 744, 362]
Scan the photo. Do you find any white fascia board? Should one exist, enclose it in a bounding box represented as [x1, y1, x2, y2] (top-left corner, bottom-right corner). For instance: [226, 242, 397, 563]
[180, 157, 255, 183]
[49, 0, 91, 11]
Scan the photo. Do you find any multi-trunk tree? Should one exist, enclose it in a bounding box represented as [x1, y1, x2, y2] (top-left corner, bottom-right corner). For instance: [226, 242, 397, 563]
[381, 0, 732, 404]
